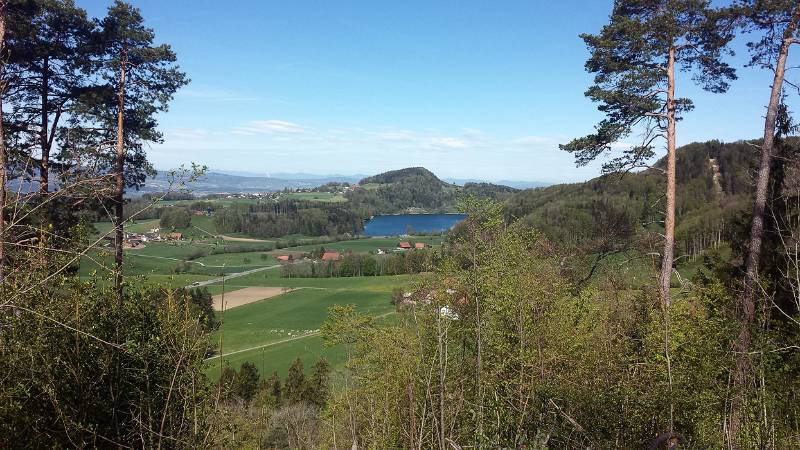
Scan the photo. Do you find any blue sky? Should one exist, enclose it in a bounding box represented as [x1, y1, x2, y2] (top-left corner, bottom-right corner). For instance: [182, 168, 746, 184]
[80, 0, 797, 183]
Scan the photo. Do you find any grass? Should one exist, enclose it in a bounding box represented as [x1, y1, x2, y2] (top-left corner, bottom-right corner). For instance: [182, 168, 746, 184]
[280, 192, 347, 203]
[205, 275, 411, 377]
[283, 236, 444, 254]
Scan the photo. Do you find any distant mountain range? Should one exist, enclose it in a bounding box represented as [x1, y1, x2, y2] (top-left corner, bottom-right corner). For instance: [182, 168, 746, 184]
[141, 169, 549, 195]
[140, 171, 363, 195]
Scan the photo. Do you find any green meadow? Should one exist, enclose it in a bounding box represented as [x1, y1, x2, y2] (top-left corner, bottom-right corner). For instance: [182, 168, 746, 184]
[204, 275, 414, 377]
[84, 219, 424, 376]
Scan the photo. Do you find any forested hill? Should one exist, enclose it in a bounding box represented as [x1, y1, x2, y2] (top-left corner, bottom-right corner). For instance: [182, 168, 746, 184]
[347, 167, 518, 214]
[359, 167, 444, 186]
[505, 140, 759, 256]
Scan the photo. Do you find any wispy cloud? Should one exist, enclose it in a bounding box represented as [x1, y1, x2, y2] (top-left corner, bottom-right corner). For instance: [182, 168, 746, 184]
[431, 137, 469, 149]
[166, 128, 209, 140]
[232, 120, 306, 136]
[513, 135, 555, 146]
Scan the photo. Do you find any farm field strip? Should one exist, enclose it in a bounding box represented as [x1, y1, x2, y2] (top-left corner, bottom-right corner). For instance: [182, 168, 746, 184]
[207, 310, 396, 361]
[186, 264, 280, 288]
[129, 252, 276, 268]
[212, 286, 291, 310]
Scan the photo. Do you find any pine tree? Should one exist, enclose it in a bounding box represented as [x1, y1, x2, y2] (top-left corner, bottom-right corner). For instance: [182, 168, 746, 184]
[560, 0, 736, 306]
[4, 0, 93, 194]
[264, 370, 282, 407]
[84, 1, 187, 302]
[284, 358, 305, 404]
[303, 357, 330, 407]
[0, 0, 7, 284]
[235, 361, 260, 402]
[729, 2, 800, 447]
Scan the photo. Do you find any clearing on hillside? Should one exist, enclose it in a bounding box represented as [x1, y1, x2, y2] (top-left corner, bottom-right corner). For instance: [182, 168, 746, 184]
[213, 286, 289, 310]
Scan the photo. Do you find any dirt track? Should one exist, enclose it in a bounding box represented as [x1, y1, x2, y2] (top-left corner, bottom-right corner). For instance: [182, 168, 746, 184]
[212, 286, 289, 310]
[219, 235, 271, 243]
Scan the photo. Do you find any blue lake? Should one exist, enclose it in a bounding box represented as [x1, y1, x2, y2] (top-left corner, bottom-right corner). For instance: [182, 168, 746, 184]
[362, 214, 466, 236]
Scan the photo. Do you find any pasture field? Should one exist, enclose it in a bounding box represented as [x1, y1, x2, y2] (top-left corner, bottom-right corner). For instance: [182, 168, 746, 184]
[92, 218, 161, 236]
[84, 220, 426, 377]
[279, 192, 347, 203]
[204, 275, 415, 377]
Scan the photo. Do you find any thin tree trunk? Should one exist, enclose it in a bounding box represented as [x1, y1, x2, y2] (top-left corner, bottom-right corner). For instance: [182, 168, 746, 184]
[0, 0, 7, 286]
[114, 48, 127, 304]
[659, 45, 677, 437]
[39, 56, 49, 194]
[659, 45, 677, 308]
[730, 15, 797, 448]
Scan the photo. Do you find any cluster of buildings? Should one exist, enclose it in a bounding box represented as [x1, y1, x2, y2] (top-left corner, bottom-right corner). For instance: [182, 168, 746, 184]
[396, 241, 426, 250]
[105, 228, 184, 249]
[273, 241, 430, 264]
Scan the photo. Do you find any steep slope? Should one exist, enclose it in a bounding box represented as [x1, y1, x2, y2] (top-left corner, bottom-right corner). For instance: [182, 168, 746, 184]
[506, 140, 758, 256]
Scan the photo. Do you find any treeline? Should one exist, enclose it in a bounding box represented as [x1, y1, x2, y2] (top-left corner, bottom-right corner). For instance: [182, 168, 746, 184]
[160, 207, 191, 228]
[281, 249, 436, 278]
[214, 200, 363, 238]
[217, 358, 331, 448]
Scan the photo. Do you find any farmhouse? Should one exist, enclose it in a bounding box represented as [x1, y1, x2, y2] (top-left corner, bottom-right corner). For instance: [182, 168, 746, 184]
[397, 242, 412, 250]
[276, 255, 290, 262]
[321, 251, 341, 261]
[415, 242, 426, 249]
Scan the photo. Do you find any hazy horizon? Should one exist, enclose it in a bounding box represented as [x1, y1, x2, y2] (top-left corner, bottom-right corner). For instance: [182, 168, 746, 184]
[79, 0, 798, 184]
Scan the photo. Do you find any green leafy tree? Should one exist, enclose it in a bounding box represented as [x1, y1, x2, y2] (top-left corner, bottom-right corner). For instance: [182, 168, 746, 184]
[188, 287, 216, 331]
[160, 206, 191, 229]
[560, 0, 736, 305]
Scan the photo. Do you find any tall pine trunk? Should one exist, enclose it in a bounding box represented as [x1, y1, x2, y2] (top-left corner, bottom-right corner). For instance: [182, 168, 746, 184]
[113, 48, 127, 305]
[0, 0, 7, 286]
[659, 45, 677, 308]
[729, 13, 798, 447]
[39, 56, 49, 194]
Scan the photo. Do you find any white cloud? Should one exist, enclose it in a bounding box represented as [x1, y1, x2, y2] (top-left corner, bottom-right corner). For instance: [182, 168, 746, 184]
[430, 137, 469, 149]
[232, 120, 306, 136]
[373, 130, 417, 143]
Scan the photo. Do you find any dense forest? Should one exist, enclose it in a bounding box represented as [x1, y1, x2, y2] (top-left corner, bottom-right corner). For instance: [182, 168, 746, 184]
[506, 140, 758, 258]
[213, 200, 364, 238]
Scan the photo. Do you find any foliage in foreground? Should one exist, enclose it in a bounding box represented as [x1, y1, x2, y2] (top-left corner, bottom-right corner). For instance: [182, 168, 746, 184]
[0, 280, 221, 448]
[318, 201, 799, 449]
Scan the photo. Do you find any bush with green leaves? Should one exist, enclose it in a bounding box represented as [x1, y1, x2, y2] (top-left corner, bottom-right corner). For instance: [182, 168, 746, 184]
[317, 200, 765, 448]
[0, 281, 219, 448]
